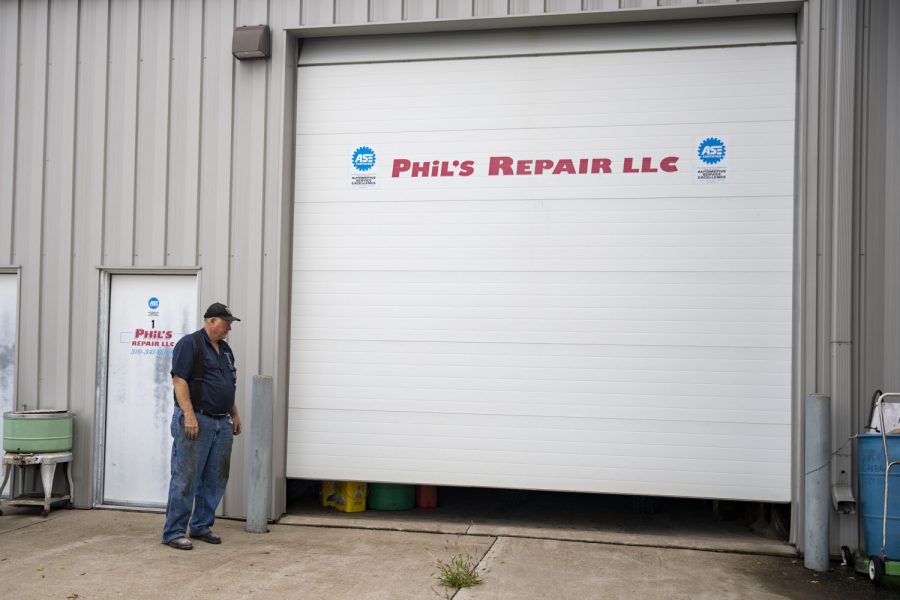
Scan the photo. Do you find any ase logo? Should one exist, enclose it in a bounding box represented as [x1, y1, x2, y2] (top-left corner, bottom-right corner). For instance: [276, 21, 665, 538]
[698, 137, 726, 165]
[352, 146, 376, 172]
[148, 297, 160, 310]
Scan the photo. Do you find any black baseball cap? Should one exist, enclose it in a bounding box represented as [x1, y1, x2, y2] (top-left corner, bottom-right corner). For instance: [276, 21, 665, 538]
[204, 302, 241, 322]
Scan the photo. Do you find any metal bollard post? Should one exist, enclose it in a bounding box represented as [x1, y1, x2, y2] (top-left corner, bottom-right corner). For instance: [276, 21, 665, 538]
[246, 375, 273, 533]
[804, 394, 831, 572]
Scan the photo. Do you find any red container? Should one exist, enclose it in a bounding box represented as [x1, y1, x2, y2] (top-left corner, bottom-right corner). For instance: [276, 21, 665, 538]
[415, 485, 438, 509]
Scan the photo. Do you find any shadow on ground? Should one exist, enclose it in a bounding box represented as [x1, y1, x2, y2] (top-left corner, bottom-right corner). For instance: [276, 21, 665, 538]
[284, 485, 793, 555]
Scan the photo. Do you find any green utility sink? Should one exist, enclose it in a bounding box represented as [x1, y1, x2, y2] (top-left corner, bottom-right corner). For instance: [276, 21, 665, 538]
[3, 410, 74, 453]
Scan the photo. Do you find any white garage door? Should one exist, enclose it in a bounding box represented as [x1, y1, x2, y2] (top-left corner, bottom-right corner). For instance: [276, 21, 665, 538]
[288, 17, 796, 502]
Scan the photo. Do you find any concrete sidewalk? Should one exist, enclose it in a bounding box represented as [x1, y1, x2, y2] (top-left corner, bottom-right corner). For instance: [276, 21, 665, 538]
[0, 506, 893, 599]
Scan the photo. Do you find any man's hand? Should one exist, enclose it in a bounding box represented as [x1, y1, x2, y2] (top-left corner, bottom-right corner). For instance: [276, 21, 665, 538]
[231, 412, 243, 436]
[172, 376, 200, 440]
[183, 412, 200, 440]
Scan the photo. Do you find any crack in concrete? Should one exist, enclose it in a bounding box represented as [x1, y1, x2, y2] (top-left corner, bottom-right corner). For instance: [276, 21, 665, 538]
[450, 535, 498, 600]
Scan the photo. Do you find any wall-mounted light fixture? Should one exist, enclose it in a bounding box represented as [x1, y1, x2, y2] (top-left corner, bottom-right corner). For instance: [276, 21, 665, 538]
[233, 25, 271, 60]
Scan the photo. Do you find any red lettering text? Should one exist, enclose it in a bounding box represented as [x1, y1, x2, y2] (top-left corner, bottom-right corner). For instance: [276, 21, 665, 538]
[660, 156, 679, 172]
[489, 156, 514, 176]
[392, 159, 411, 177]
[552, 160, 576, 175]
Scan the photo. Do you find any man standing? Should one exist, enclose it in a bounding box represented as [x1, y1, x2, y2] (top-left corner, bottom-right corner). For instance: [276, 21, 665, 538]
[162, 302, 243, 550]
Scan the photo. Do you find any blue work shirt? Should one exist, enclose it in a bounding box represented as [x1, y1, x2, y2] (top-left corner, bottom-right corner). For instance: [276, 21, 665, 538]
[170, 328, 237, 414]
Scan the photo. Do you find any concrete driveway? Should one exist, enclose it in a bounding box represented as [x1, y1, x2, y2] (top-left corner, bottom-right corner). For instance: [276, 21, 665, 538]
[0, 506, 894, 599]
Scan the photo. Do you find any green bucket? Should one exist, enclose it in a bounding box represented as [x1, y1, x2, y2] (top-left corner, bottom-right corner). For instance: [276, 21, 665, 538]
[3, 410, 74, 453]
[367, 483, 415, 511]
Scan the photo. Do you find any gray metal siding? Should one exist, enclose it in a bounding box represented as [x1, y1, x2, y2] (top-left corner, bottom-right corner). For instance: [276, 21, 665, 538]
[43, 1, 78, 410]
[0, 1, 897, 556]
[883, 4, 900, 394]
[0, 1, 16, 262]
[0, 0, 299, 518]
[70, 0, 110, 506]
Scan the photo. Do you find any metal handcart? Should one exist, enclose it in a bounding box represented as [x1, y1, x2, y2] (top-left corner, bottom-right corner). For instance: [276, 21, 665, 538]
[842, 391, 900, 584]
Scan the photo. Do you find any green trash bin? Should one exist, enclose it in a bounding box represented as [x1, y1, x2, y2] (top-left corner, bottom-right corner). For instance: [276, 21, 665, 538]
[367, 483, 415, 510]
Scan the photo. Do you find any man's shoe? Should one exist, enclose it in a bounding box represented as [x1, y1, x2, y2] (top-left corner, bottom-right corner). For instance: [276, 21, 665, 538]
[190, 531, 222, 544]
[166, 537, 193, 550]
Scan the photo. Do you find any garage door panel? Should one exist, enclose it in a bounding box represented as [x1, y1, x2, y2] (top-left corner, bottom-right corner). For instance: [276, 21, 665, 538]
[293, 257, 792, 272]
[289, 436, 792, 471]
[292, 386, 790, 414]
[294, 429, 790, 461]
[303, 76, 794, 108]
[298, 47, 794, 134]
[287, 443, 789, 500]
[290, 31, 795, 502]
[291, 359, 790, 386]
[293, 342, 790, 374]
[297, 16, 796, 63]
[289, 408, 791, 449]
[295, 305, 791, 325]
[299, 44, 793, 90]
[296, 125, 794, 163]
[294, 243, 793, 261]
[292, 398, 789, 425]
[295, 294, 790, 313]
[293, 315, 791, 337]
[293, 327, 788, 349]
[293, 269, 793, 293]
[295, 223, 794, 243]
[292, 385, 791, 415]
[294, 181, 795, 204]
[291, 374, 788, 399]
[299, 106, 796, 136]
[293, 443, 788, 479]
[306, 87, 794, 117]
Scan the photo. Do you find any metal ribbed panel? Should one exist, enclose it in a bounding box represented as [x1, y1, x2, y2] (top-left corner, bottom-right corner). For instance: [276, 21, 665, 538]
[302, 0, 335, 24]
[0, 0, 17, 264]
[474, 0, 509, 16]
[70, 0, 110, 516]
[262, 0, 303, 533]
[226, 0, 270, 517]
[134, 0, 172, 267]
[510, 0, 545, 14]
[198, 0, 234, 303]
[104, 0, 140, 265]
[438, 0, 473, 18]
[583, 0, 622, 10]
[41, 0, 79, 411]
[829, 0, 856, 553]
[335, 0, 370, 23]
[546, 0, 584, 12]
[620, 0, 661, 9]
[13, 0, 49, 412]
[883, 2, 900, 392]
[166, 0, 204, 267]
[371, 0, 404, 21]
[405, 0, 438, 19]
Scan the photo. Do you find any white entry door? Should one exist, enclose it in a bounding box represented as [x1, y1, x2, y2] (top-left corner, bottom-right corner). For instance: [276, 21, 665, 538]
[103, 274, 198, 506]
[0, 273, 17, 497]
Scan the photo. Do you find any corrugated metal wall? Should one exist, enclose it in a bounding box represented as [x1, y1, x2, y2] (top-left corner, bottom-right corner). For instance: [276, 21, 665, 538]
[0, 0, 898, 552]
[0, 0, 304, 517]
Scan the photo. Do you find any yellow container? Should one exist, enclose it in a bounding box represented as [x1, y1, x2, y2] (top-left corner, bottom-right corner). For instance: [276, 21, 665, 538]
[321, 481, 367, 513]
